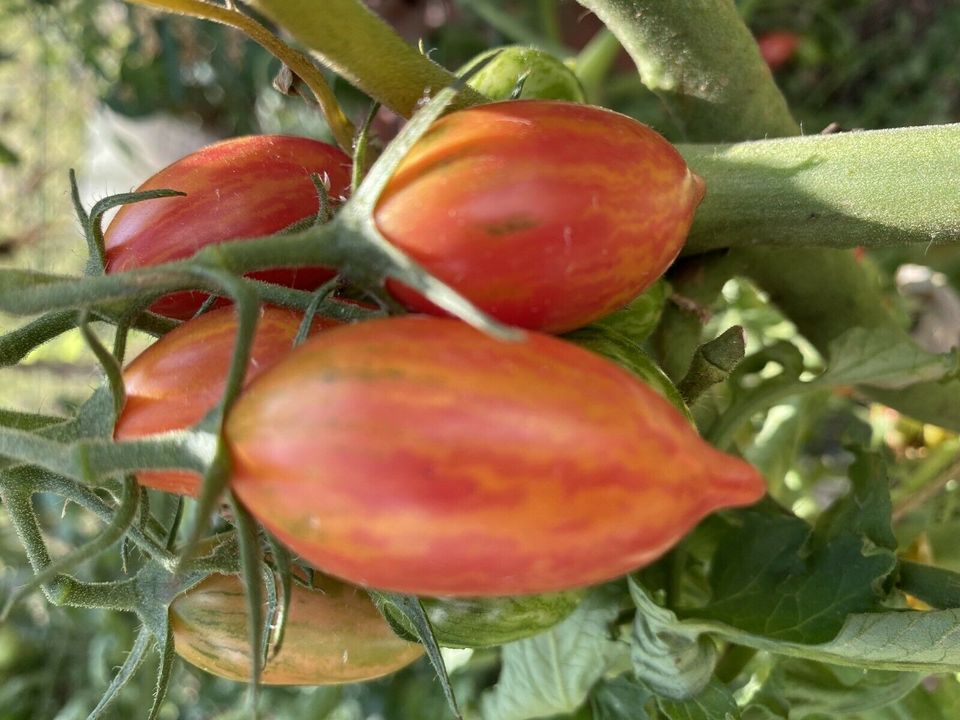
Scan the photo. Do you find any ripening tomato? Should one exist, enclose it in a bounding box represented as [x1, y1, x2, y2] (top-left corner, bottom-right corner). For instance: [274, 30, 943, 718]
[374, 100, 705, 333]
[226, 316, 765, 597]
[104, 135, 352, 319]
[116, 306, 338, 495]
[170, 571, 423, 685]
[756, 31, 800, 71]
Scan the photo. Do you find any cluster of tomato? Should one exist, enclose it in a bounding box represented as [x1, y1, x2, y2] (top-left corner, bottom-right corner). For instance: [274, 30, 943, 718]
[105, 99, 765, 684]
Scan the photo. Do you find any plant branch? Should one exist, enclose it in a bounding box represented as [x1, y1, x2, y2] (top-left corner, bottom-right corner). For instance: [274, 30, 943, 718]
[576, 0, 798, 141]
[679, 124, 960, 255]
[250, 0, 487, 117]
[126, 0, 356, 151]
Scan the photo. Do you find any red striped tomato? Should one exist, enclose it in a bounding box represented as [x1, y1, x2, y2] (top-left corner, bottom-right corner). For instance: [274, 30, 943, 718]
[104, 135, 352, 319]
[171, 571, 423, 684]
[374, 100, 704, 333]
[226, 316, 765, 596]
[116, 306, 338, 495]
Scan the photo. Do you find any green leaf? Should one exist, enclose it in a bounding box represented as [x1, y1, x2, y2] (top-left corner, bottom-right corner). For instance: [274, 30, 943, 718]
[369, 590, 462, 720]
[817, 328, 957, 390]
[593, 280, 668, 344]
[706, 341, 807, 450]
[588, 676, 653, 720]
[747, 658, 920, 720]
[655, 679, 740, 720]
[565, 325, 693, 422]
[629, 579, 717, 700]
[690, 451, 897, 643]
[480, 585, 632, 720]
[853, 677, 960, 720]
[744, 393, 830, 487]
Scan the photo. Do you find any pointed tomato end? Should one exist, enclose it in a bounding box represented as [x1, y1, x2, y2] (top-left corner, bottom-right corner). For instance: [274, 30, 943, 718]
[706, 451, 767, 510]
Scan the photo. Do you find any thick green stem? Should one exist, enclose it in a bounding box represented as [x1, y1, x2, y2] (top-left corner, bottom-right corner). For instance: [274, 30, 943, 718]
[585, 0, 960, 432]
[251, 0, 486, 117]
[680, 125, 960, 255]
[576, 0, 797, 141]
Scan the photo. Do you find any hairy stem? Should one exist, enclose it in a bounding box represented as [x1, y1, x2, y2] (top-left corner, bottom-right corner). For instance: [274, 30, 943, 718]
[251, 0, 486, 117]
[680, 125, 960, 255]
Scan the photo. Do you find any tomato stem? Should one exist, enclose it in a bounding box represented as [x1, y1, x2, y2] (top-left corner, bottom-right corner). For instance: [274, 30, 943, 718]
[680, 125, 960, 256]
[252, 0, 487, 117]
[125, 0, 357, 152]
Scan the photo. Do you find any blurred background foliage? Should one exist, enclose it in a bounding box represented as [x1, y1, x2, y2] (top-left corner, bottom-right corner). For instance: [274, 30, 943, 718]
[1, 0, 960, 717]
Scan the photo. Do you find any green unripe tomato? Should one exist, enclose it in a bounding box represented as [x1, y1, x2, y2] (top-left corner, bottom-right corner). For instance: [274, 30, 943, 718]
[463, 46, 586, 102]
[593, 280, 669, 343]
[566, 324, 694, 423]
[384, 591, 584, 648]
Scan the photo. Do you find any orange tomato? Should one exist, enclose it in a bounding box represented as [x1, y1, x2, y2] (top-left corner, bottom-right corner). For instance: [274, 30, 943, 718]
[171, 571, 423, 684]
[227, 316, 765, 596]
[104, 135, 352, 319]
[116, 306, 338, 495]
[375, 100, 704, 333]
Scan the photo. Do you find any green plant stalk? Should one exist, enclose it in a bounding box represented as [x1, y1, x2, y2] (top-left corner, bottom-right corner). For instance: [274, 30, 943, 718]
[677, 325, 745, 405]
[576, 0, 797, 141]
[679, 125, 960, 255]
[11, 468, 177, 564]
[459, 0, 569, 58]
[0, 483, 140, 612]
[573, 29, 623, 105]
[251, 0, 487, 117]
[0, 428, 215, 483]
[1, 476, 140, 618]
[898, 560, 960, 610]
[585, 0, 960, 431]
[126, 0, 356, 152]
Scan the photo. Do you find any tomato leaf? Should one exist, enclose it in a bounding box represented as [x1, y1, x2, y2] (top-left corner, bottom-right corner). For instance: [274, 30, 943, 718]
[744, 658, 920, 720]
[689, 450, 898, 643]
[629, 578, 717, 700]
[86, 625, 152, 720]
[369, 590, 462, 720]
[592, 279, 668, 344]
[566, 324, 693, 422]
[655, 679, 741, 720]
[853, 678, 960, 720]
[588, 675, 654, 720]
[744, 393, 830, 486]
[817, 327, 958, 390]
[480, 584, 631, 720]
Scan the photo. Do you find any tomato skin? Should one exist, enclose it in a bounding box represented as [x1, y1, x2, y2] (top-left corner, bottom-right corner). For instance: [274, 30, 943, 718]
[227, 316, 765, 597]
[116, 306, 338, 495]
[757, 31, 800, 71]
[374, 100, 704, 334]
[170, 571, 424, 685]
[104, 135, 352, 319]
